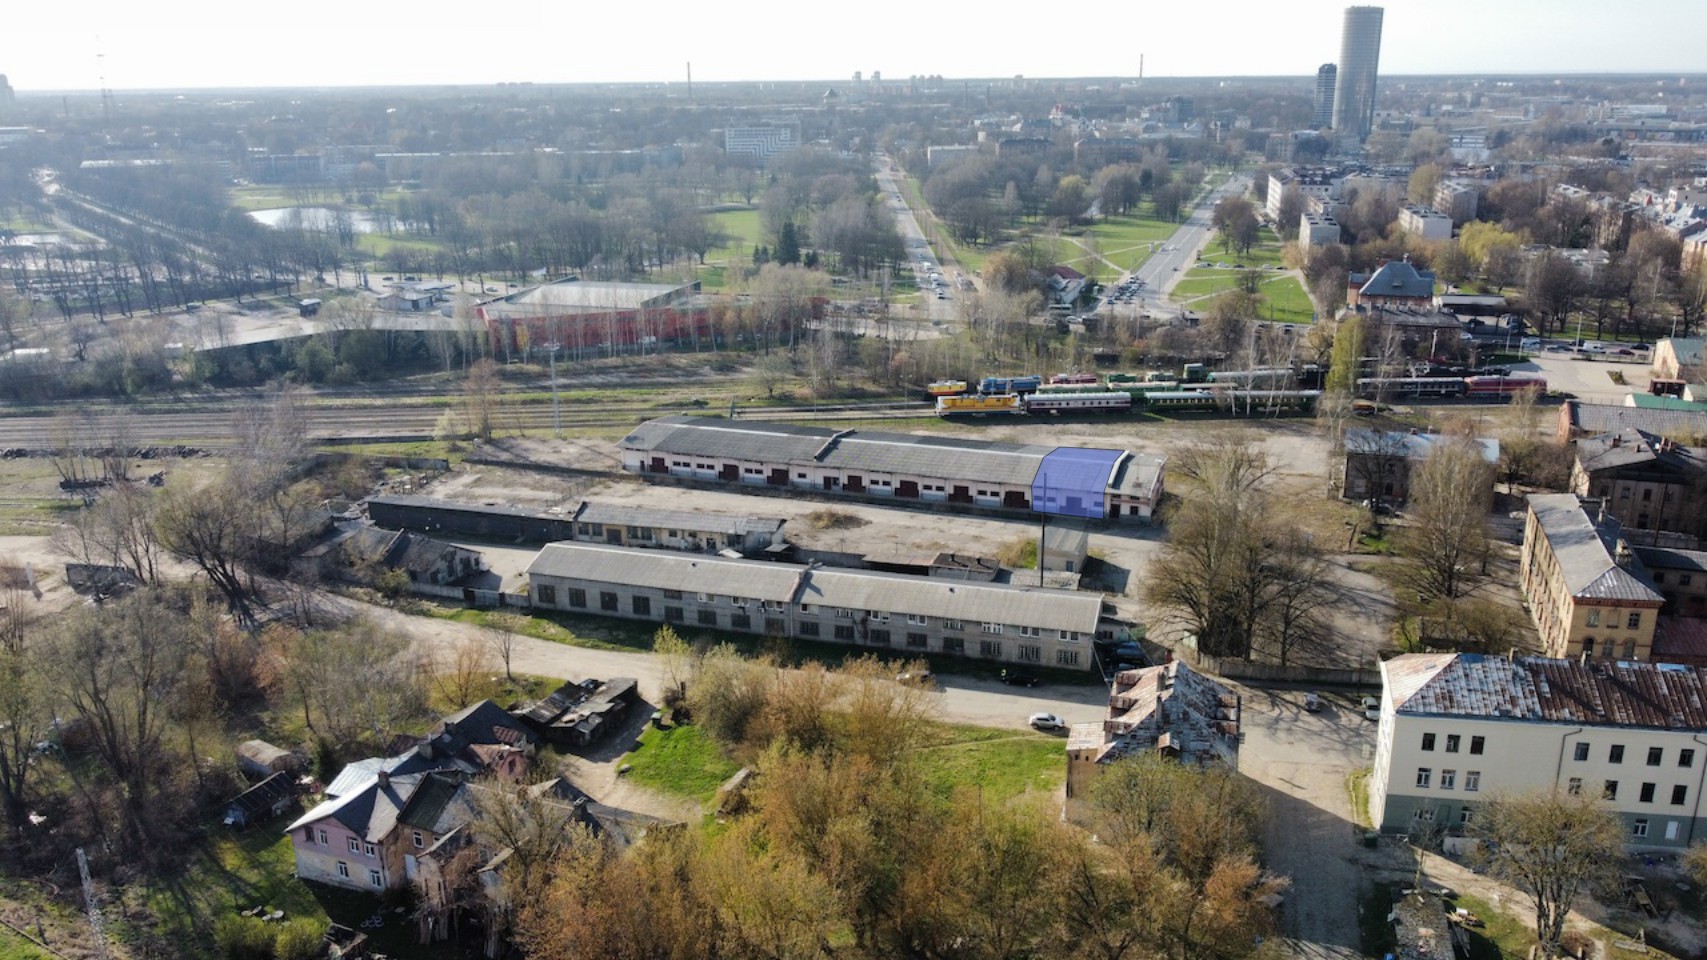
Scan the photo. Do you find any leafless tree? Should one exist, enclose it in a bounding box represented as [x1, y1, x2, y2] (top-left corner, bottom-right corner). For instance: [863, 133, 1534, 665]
[1471, 791, 1622, 959]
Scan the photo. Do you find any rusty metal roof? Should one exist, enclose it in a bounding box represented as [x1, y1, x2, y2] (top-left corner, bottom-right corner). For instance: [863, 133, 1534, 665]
[1387, 653, 1707, 731]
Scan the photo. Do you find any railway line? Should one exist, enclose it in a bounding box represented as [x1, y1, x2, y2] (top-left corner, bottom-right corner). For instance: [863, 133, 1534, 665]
[0, 398, 941, 449]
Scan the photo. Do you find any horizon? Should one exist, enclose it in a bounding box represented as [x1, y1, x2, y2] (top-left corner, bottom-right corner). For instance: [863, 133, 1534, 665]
[6, 0, 1706, 94]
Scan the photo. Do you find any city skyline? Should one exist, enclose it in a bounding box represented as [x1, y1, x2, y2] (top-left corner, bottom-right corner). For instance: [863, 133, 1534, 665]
[4, 0, 1706, 93]
[1331, 6, 1385, 143]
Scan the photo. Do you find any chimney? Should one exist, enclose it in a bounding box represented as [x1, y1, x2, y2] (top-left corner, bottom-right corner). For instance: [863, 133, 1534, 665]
[1612, 434, 1623, 448]
[376, 770, 389, 789]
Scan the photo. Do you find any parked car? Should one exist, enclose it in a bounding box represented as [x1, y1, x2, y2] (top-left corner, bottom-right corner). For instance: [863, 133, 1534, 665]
[1303, 692, 1323, 712]
[1360, 696, 1381, 721]
[1029, 713, 1067, 732]
[896, 670, 935, 689]
[1000, 669, 1040, 687]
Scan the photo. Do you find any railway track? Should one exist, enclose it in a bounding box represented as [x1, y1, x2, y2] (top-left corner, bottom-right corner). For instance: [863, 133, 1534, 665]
[0, 399, 939, 449]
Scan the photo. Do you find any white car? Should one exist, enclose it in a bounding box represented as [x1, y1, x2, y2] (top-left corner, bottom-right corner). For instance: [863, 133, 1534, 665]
[1029, 713, 1067, 732]
[1360, 696, 1381, 721]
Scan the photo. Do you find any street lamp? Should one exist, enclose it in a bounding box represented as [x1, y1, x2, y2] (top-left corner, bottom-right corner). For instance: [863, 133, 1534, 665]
[546, 342, 561, 438]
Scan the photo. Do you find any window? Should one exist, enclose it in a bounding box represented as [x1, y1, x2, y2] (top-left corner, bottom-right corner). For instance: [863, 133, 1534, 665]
[1649, 747, 1664, 767]
[1059, 630, 1078, 642]
[337, 861, 350, 879]
[907, 614, 928, 626]
[567, 588, 587, 609]
[1446, 734, 1461, 753]
[799, 621, 820, 637]
[1567, 778, 1583, 796]
[1644, 489, 1653, 503]
[1056, 649, 1081, 667]
[1672, 784, 1689, 805]
[943, 637, 964, 654]
[1604, 780, 1619, 800]
[979, 640, 1003, 658]
[627, 525, 649, 540]
[1574, 742, 1590, 762]
[869, 629, 891, 646]
[730, 596, 747, 608]
[665, 606, 684, 623]
[1683, 749, 1697, 768]
[1464, 771, 1480, 792]
[317, 829, 328, 846]
[1018, 644, 1042, 663]
[536, 584, 557, 606]
[632, 596, 651, 616]
[697, 592, 712, 603]
[731, 614, 751, 631]
[980, 622, 1004, 635]
[1413, 807, 1435, 822]
[1587, 609, 1601, 628]
[1623, 640, 1637, 660]
[349, 838, 360, 854]
[1684, 574, 1696, 587]
[834, 608, 856, 620]
[1416, 768, 1432, 788]
[1421, 733, 1436, 752]
[697, 610, 718, 626]
[1470, 736, 1485, 755]
[600, 591, 619, 612]
[363, 842, 375, 858]
[906, 632, 929, 649]
[1583, 638, 1595, 658]
[1440, 770, 1456, 790]
[1628, 611, 1642, 630]
[1633, 819, 1649, 839]
[834, 625, 855, 641]
[943, 619, 964, 632]
[370, 869, 383, 888]
[799, 603, 814, 614]
[1640, 782, 1656, 803]
[1610, 745, 1625, 764]
[867, 611, 888, 623]
[1459, 807, 1474, 825]
[412, 831, 424, 849]
[663, 589, 682, 600]
[1017, 625, 1041, 638]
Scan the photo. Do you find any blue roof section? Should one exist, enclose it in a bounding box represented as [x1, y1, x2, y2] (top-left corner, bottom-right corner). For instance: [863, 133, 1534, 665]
[1033, 447, 1121, 519]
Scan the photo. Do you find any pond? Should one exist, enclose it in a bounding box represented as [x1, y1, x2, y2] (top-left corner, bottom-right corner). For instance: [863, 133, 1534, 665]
[248, 207, 378, 233]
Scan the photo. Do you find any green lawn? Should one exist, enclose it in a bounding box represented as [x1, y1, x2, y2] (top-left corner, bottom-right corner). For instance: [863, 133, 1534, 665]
[1171, 268, 1317, 324]
[1078, 209, 1180, 276]
[0, 929, 51, 960]
[1198, 227, 1290, 269]
[623, 724, 741, 804]
[918, 725, 1066, 802]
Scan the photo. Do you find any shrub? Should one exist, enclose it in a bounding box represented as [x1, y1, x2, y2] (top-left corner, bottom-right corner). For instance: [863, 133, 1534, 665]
[273, 918, 324, 960]
[214, 914, 275, 960]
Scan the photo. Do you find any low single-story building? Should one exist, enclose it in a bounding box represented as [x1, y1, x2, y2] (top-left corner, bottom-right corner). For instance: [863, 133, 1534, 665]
[225, 772, 296, 829]
[526, 542, 1109, 671]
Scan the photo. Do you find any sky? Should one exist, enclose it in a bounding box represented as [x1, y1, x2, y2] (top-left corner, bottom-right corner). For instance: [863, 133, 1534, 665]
[5, 0, 1706, 92]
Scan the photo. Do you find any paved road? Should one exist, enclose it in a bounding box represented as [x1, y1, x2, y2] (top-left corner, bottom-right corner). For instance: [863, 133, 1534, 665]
[873, 158, 958, 324]
[1102, 172, 1250, 320]
[1236, 685, 1377, 959]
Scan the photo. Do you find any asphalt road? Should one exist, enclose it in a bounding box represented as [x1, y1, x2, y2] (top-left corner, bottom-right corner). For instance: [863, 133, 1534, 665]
[874, 158, 958, 324]
[1113, 172, 1250, 318]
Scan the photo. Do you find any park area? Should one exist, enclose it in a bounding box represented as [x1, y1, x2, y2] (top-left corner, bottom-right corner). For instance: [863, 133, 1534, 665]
[1171, 228, 1316, 325]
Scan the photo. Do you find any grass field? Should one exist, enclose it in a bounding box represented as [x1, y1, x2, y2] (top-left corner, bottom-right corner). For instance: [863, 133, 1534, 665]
[1071, 209, 1180, 279]
[623, 724, 741, 804]
[698, 208, 766, 290]
[1171, 268, 1316, 325]
[0, 929, 51, 960]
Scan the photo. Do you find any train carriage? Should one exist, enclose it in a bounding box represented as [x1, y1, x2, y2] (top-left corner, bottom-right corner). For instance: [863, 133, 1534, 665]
[936, 393, 1024, 416]
[1023, 391, 1134, 415]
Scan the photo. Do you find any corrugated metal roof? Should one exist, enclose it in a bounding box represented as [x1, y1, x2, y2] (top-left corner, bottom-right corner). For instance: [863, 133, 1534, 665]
[823, 434, 1054, 486]
[528, 542, 804, 601]
[1575, 429, 1706, 474]
[1527, 493, 1662, 603]
[527, 542, 1104, 632]
[1388, 652, 1707, 729]
[573, 501, 785, 537]
[801, 567, 1102, 633]
[1345, 428, 1499, 464]
[1568, 402, 1707, 440]
[1637, 546, 1707, 573]
[620, 416, 840, 464]
[1110, 452, 1166, 496]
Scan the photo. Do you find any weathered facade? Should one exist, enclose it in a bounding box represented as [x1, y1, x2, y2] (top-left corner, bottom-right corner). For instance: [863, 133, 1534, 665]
[1519, 494, 1663, 661]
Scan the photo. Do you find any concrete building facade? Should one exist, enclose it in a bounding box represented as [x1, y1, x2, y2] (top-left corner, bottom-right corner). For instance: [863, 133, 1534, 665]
[1519, 494, 1663, 662]
[1312, 64, 1337, 130]
[1370, 653, 1707, 850]
[1397, 205, 1453, 241]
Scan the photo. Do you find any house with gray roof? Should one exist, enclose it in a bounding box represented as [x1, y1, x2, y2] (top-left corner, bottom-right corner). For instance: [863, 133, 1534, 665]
[1370, 653, 1707, 849]
[526, 541, 1108, 671]
[1519, 493, 1663, 662]
[1347, 259, 1437, 312]
[1558, 399, 1707, 445]
[618, 416, 1165, 523]
[1655, 337, 1707, 384]
[1571, 429, 1707, 542]
[1342, 429, 1498, 503]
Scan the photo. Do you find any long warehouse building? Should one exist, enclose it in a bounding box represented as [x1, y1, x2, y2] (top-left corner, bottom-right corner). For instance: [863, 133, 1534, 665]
[526, 542, 1110, 671]
[618, 416, 1165, 522]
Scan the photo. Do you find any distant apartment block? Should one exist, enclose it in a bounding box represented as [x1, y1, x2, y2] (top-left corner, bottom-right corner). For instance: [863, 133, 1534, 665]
[1266, 167, 1338, 220]
[1397, 205, 1453, 241]
[1299, 212, 1341, 249]
[1433, 180, 1480, 223]
[1312, 64, 1337, 130]
[925, 144, 980, 167]
[724, 124, 800, 160]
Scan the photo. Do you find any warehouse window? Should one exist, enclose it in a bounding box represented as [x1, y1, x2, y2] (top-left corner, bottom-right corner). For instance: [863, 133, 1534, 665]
[1017, 626, 1041, 638]
[1056, 649, 1080, 667]
[663, 589, 682, 600]
[979, 640, 1002, 658]
[1018, 645, 1041, 663]
[799, 622, 820, 637]
[631, 596, 651, 616]
[600, 592, 619, 612]
[731, 614, 751, 631]
[981, 622, 1004, 635]
[665, 606, 683, 623]
[906, 633, 928, 648]
[907, 614, 928, 626]
[870, 629, 891, 646]
[943, 637, 964, 654]
[834, 625, 855, 641]
[536, 585, 557, 606]
[697, 610, 717, 627]
[943, 619, 964, 631]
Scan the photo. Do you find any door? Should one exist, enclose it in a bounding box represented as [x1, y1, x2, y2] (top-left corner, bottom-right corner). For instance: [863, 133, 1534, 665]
[769, 468, 788, 486]
[650, 456, 666, 473]
[898, 481, 919, 498]
[824, 477, 841, 491]
[951, 485, 971, 503]
[719, 464, 739, 482]
[606, 528, 623, 544]
[846, 475, 864, 493]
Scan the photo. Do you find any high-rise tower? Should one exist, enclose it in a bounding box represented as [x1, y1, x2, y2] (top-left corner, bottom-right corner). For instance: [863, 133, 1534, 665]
[1312, 64, 1337, 130]
[1331, 6, 1384, 143]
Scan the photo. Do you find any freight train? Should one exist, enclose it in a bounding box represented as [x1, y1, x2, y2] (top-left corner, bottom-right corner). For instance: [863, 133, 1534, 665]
[935, 385, 1323, 417]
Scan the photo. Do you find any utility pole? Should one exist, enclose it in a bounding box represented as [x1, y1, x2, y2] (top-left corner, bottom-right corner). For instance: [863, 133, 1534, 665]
[76, 848, 110, 960]
[546, 343, 561, 438]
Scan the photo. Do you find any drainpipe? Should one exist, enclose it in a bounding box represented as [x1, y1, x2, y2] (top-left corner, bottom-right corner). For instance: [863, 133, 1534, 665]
[1554, 727, 1585, 789]
[1688, 733, 1707, 846]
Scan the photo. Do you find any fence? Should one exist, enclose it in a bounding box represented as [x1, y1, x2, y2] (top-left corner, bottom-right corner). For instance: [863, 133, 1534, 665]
[1174, 633, 1381, 687]
[406, 581, 532, 610]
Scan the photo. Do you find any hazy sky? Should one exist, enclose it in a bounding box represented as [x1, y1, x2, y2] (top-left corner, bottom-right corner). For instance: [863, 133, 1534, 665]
[6, 0, 1705, 92]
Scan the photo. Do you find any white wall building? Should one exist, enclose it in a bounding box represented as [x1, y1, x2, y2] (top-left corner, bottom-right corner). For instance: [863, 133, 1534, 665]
[1371, 653, 1707, 850]
[1397, 205, 1453, 241]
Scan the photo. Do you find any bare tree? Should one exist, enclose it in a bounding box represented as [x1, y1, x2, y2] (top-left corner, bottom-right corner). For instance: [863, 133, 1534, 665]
[485, 612, 526, 683]
[1400, 437, 1495, 602]
[1471, 790, 1622, 959]
[432, 634, 500, 709]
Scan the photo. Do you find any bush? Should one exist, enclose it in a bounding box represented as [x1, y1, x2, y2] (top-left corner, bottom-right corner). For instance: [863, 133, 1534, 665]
[273, 918, 324, 960]
[215, 914, 275, 960]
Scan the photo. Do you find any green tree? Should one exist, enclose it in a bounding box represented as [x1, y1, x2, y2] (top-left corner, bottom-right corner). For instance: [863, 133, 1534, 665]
[775, 221, 802, 266]
[1324, 313, 1366, 395]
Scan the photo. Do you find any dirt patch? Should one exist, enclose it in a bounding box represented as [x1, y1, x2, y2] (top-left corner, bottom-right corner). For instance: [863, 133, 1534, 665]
[803, 508, 867, 531]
